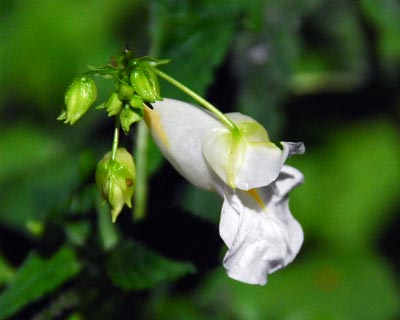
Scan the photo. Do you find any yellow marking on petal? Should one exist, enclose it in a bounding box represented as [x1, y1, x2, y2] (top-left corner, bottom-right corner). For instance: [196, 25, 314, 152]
[144, 106, 170, 148]
[247, 189, 266, 210]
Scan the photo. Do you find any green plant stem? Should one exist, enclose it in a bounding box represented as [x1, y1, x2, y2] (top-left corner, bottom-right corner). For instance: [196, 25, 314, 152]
[133, 121, 149, 221]
[151, 68, 240, 135]
[111, 117, 120, 162]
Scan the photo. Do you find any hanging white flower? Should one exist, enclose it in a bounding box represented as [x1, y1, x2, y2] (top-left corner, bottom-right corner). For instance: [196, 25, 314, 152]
[145, 98, 305, 285]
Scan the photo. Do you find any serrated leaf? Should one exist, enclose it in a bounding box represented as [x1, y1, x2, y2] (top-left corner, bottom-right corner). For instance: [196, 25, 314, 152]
[105, 240, 196, 291]
[151, 1, 240, 100]
[0, 246, 81, 320]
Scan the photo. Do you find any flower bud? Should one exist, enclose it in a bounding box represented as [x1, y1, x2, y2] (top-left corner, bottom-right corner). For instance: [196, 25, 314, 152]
[95, 148, 136, 222]
[118, 83, 135, 101]
[129, 94, 144, 110]
[130, 67, 161, 103]
[58, 77, 97, 125]
[104, 92, 123, 116]
[120, 104, 143, 134]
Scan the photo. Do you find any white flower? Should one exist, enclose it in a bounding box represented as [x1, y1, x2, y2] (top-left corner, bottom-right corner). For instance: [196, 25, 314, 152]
[145, 98, 304, 285]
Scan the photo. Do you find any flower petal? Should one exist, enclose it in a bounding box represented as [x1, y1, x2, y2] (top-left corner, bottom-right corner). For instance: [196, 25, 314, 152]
[273, 165, 304, 197]
[234, 142, 284, 190]
[202, 126, 247, 188]
[219, 167, 304, 285]
[146, 98, 223, 191]
[234, 141, 305, 191]
[203, 112, 303, 190]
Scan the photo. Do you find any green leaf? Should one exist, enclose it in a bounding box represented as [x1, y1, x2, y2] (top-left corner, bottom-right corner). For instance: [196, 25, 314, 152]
[361, 0, 400, 78]
[289, 119, 400, 252]
[105, 240, 196, 291]
[0, 124, 79, 230]
[0, 253, 14, 287]
[196, 252, 400, 320]
[0, 246, 81, 320]
[151, 0, 241, 100]
[0, 0, 143, 111]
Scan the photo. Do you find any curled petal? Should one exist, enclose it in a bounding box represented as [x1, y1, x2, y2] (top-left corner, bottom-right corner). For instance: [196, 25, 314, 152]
[273, 165, 304, 197]
[219, 166, 304, 285]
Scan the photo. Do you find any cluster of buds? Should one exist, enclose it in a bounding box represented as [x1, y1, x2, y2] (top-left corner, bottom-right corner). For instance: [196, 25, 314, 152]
[99, 61, 163, 134]
[58, 51, 167, 131]
[58, 51, 168, 221]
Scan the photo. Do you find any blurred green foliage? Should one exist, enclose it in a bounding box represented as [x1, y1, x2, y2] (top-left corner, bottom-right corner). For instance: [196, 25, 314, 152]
[0, 0, 399, 319]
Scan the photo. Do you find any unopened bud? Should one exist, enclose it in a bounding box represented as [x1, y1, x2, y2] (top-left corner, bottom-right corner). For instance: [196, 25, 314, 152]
[118, 83, 135, 101]
[95, 148, 136, 222]
[120, 105, 143, 134]
[129, 94, 144, 109]
[58, 77, 97, 125]
[130, 67, 161, 103]
[104, 92, 123, 116]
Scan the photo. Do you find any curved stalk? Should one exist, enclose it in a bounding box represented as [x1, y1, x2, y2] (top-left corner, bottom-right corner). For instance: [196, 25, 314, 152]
[151, 68, 240, 135]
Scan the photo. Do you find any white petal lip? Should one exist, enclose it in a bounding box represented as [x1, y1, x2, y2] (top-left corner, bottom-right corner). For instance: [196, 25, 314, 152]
[220, 165, 304, 285]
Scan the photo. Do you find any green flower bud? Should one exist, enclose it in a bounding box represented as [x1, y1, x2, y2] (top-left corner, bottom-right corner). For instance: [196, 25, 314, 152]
[118, 83, 135, 100]
[104, 92, 123, 116]
[58, 77, 97, 125]
[120, 104, 143, 134]
[129, 94, 144, 110]
[130, 66, 161, 103]
[95, 148, 136, 222]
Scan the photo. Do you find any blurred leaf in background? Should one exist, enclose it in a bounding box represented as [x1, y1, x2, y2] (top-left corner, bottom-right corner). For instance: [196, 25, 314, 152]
[0, 246, 81, 320]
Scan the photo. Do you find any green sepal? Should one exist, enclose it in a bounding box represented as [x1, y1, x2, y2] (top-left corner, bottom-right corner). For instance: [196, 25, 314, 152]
[120, 104, 143, 134]
[132, 56, 170, 67]
[104, 92, 123, 116]
[84, 64, 117, 79]
[129, 95, 144, 110]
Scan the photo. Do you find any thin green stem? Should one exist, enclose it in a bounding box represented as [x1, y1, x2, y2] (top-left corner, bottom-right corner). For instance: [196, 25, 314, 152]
[151, 68, 240, 135]
[133, 121, 149, 221]
[111, 117, 120, 162]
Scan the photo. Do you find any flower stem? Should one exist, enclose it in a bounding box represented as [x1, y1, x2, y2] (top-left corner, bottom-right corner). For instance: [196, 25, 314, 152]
[133, 121, 148, 221]
[151, 68, 240, 135]
[111, 117, 120, 162]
